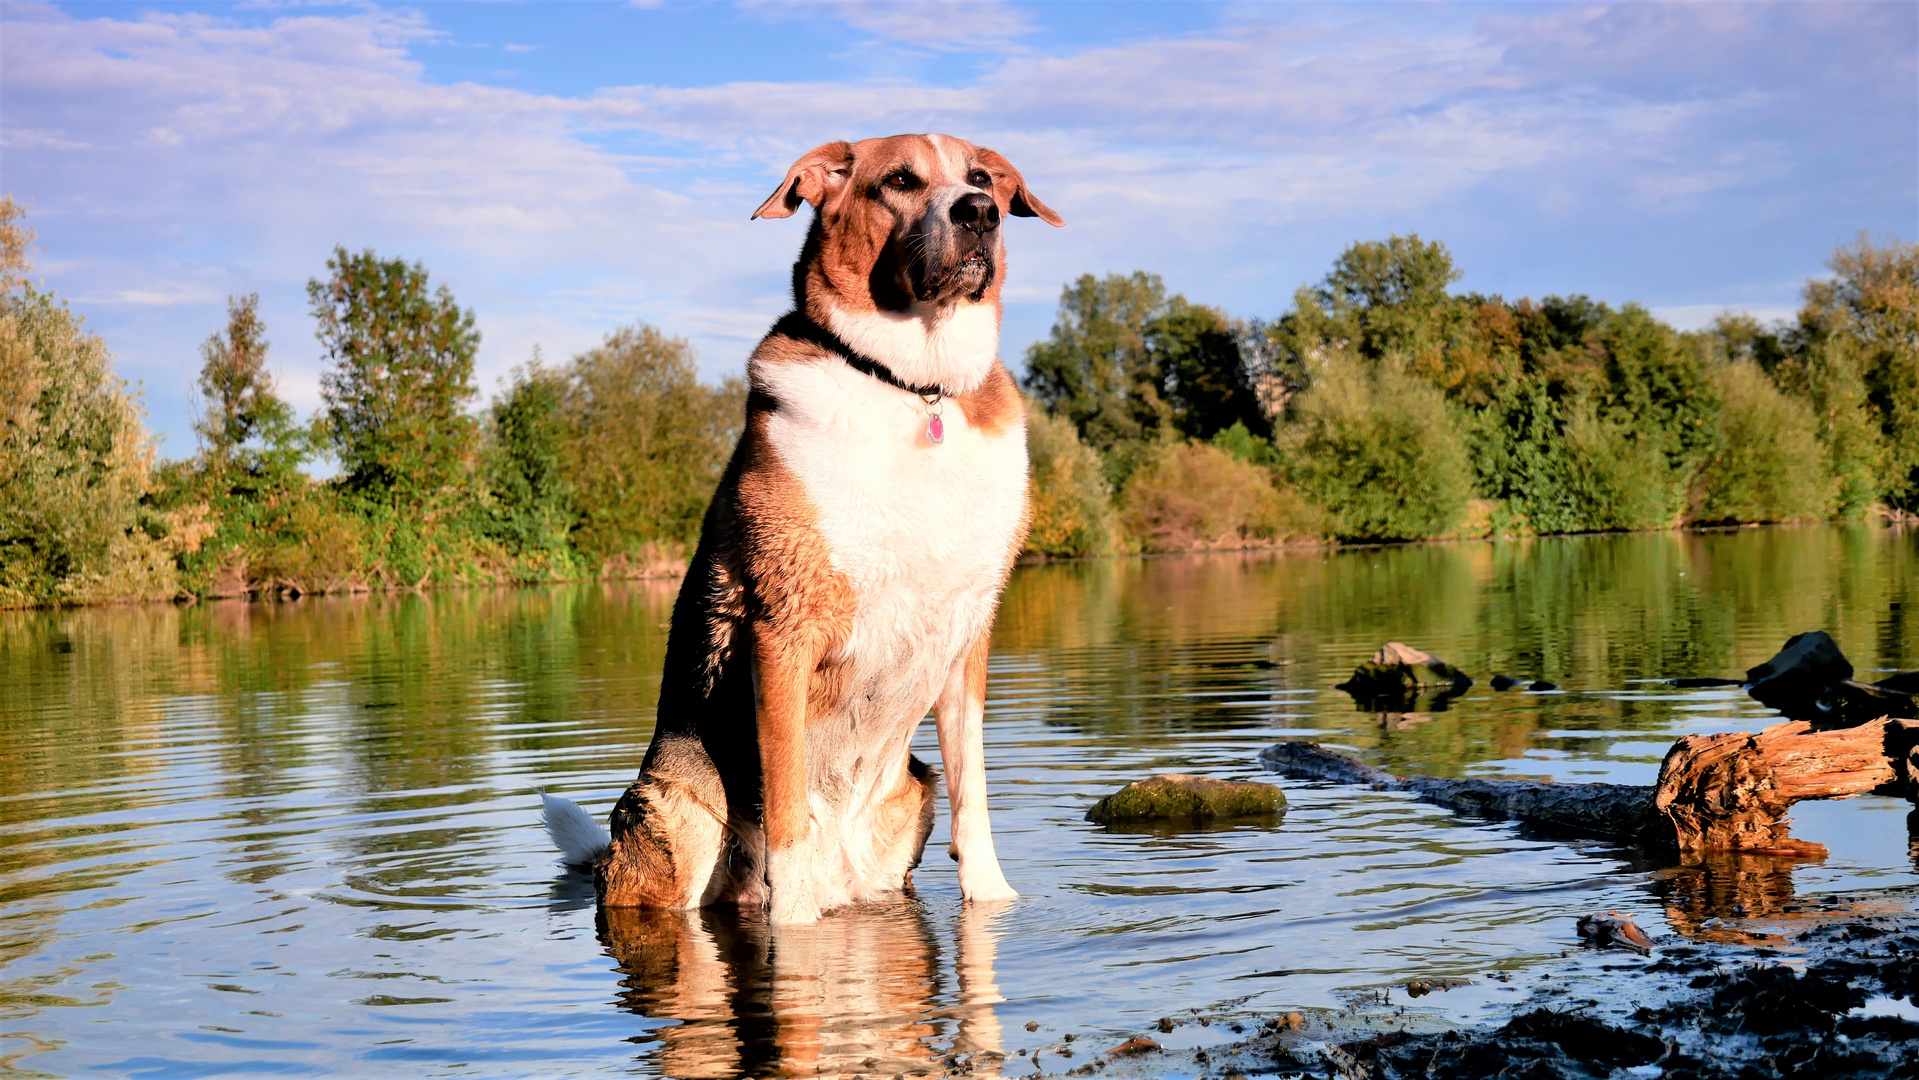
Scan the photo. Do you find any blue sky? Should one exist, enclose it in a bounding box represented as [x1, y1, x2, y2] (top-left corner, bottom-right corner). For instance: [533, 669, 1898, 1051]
[4, 0, 1915, 457]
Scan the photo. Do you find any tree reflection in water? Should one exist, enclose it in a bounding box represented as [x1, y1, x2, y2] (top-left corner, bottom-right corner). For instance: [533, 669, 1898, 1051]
[598, 899, 1008, 1077]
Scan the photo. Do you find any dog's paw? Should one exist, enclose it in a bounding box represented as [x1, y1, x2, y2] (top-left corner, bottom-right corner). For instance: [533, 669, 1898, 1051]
[958, 869, 1018, 905]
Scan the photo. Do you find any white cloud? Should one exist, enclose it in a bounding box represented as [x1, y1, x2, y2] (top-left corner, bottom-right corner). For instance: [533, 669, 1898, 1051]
[1651, 304, 1799, 332]
[745, 0, 1035, 51]
[1, 0, 1910, 454]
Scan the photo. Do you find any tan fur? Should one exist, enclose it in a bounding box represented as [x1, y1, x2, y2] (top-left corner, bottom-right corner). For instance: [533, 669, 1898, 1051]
[595, 134, 1058, 922]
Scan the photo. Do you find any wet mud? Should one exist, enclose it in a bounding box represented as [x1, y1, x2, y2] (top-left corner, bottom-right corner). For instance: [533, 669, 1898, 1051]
[1023, 888, 1919, 1080]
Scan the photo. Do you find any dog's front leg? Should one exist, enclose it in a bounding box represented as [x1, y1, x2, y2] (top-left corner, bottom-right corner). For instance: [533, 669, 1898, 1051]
[755, 628, 821, 925]
[935, 631, 1017, 903]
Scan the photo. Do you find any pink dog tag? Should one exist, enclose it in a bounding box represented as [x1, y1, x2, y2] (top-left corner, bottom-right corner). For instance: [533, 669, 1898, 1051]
[927, 414, 945, 444]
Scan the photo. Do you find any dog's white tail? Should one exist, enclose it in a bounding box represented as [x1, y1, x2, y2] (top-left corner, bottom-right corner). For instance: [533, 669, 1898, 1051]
[540, 792, 611, 868]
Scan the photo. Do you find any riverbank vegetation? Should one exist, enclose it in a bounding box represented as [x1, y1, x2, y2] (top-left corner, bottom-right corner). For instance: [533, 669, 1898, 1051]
[0, 193, 1912, 606]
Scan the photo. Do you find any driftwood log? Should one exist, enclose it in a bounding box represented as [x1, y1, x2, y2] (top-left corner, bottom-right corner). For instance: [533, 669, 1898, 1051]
[1260, 717, 1919, 857]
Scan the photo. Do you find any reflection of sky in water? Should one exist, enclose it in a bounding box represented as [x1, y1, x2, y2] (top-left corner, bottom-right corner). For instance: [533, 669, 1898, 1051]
[0, 525, 1913, 1075]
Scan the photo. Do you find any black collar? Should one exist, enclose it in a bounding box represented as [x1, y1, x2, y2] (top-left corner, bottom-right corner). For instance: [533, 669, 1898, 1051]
[775, 312, 945, 399]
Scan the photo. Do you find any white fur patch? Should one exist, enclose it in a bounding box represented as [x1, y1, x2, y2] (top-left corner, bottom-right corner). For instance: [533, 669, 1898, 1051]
[824, 301, 1000, 396]
[757, 353, 1027, 912]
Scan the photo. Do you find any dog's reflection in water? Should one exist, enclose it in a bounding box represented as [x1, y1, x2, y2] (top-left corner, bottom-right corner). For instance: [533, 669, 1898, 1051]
[599, 898, 1007, 1078]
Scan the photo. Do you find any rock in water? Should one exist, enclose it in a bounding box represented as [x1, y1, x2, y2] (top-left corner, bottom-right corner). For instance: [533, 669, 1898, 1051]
[1086, 774, 1286, 824]
[1336, 642, 1474, 701]
[1744, 631, 1916, 727]
[1491, 674, 1519, 691]
[1746, 630, 1853, 722]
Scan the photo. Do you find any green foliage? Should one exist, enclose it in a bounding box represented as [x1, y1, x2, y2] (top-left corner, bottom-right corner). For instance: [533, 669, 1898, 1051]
[555, 324, 744, 562]
[1021, 273, 1267, 488]
[308, 247, 479, 502]
[10, 203, 1912, 608]
[1275, 353, 1473, 541]
[193, 293, 305, 493]
[0, 281, 176, 605]
[1796, 235, 1919, 510]
[1024, 400, 1117, 557]
[1694, 361, 1833, 524]
[482, 359, 578, 575]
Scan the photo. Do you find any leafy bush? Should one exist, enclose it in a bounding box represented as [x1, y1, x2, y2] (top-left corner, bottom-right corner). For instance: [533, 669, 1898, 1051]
[1555, 399, 1681, 531]
[556, 324, 744, 562]
[1694, 361, 1833, 524]
[1024, 401, 1116, 557]
[1275, 354, 1472, 541]
[0, 200, 176, 606]
[1119, 441, 1314, 552]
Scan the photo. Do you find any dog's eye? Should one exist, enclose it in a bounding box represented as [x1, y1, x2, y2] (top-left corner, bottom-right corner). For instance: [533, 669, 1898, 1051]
[967, 169, 992, 187]
[883, 170, 915, 189]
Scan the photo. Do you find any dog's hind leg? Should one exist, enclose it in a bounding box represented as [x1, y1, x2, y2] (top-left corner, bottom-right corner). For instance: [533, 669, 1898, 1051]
[598, 736, 728, 909]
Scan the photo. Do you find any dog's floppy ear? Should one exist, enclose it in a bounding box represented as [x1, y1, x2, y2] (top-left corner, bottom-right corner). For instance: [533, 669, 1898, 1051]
[751, 141, 855, 220]
[975, 148, 1063, 227]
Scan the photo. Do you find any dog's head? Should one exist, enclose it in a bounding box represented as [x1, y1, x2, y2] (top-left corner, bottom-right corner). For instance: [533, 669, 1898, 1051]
[752, 134, 1062, 317]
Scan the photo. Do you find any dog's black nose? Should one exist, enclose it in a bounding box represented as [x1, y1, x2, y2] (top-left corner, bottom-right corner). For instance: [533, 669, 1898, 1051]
[949, 193, 1000, 235]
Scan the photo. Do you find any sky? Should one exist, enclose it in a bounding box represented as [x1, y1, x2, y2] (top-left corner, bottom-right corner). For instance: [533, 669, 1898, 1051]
[3, 0, 1915, 458]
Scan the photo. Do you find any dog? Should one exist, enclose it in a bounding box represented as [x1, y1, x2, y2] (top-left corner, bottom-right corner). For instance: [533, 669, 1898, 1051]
[543, 134, 1062, 925]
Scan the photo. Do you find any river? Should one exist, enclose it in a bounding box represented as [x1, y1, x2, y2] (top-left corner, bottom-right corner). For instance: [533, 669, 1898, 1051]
[1, 524, 1914, 1076]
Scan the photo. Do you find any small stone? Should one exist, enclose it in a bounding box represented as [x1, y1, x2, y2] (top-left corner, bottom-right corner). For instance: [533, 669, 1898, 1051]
[1156, 1016, 1175, 1032]
[1528, 680, 1557, 691]
[1024, 1021, 1039, 1032]
[1108, 1036, 1161, 1056]
[1085, 774, 1285, 824]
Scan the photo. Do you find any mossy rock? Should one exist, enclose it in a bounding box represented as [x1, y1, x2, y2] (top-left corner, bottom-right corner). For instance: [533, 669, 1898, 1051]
[1085, 774, 1286, 824]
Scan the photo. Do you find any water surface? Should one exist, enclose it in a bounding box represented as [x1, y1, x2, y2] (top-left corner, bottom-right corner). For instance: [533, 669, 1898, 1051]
[1, 525, 1915, 1076]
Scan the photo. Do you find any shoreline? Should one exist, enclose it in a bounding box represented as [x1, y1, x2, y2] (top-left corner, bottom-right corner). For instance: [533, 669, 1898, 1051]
[1012, 885, 1919, 1080]
[10, 518, 1911, 614]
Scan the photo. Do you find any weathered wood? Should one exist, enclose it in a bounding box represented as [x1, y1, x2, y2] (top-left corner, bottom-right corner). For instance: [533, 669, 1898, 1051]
[1262, 717, 1919, 855]
[1259, 741, 1667, 844]
[1653, 716, 1919, 857]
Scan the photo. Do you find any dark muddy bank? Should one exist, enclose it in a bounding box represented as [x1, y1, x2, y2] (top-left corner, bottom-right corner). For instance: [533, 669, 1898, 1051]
[1033, 889, 1919, 1080]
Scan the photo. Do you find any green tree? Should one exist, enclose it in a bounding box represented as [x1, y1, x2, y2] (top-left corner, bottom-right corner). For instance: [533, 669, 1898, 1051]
[484, 357, 578, 572]
[193, 293, 303, 491]
[0, 199, 176, 606]
[1022, 271, 1172, 456]
[1275, 353, 1473, 541]
[1023, 273, 1267, 490]
[557, 324, 743, 561]
[308, 247, 479, 501]
[1150, 297, 1270, 440]
[1793, 235, 1918, 509]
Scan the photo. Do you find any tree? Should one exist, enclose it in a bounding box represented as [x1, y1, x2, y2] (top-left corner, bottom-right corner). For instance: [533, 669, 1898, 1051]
[308, 247, 479, 501]
[1792, 235, 1918, 509]
[557, 324, 744, 560]
[0, 201, 175, 606]
[1023, 272, 1267, 481]
[485, 357, 576, 567]
[1150, 297, 1270, 440]
[194, 293, 302, 490]
[1022, 272, 1171, 455]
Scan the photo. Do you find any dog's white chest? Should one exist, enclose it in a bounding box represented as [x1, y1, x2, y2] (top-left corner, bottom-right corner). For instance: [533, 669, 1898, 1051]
[759, 359, 1027, 696]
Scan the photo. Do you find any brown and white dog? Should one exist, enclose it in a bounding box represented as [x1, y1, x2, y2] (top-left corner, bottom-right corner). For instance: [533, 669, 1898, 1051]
[543, 134, 1062, 925]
